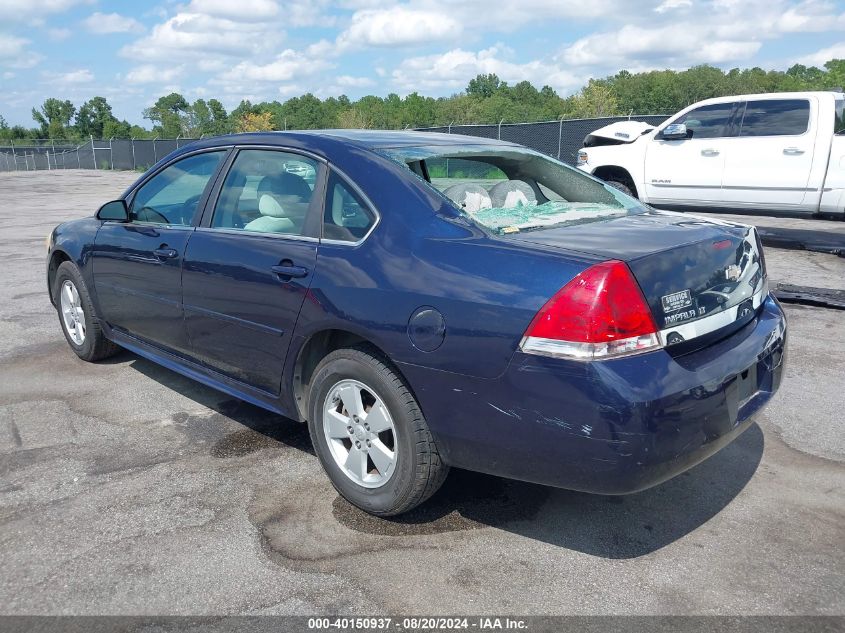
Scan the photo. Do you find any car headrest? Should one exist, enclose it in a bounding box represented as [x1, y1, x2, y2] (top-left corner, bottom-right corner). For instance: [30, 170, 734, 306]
[243, 215, 295, 233]
[441, 183, 492, 214]
[258, 194, 286, 218]
[257, 172, 312, 202]
[488, 180, 537, 208]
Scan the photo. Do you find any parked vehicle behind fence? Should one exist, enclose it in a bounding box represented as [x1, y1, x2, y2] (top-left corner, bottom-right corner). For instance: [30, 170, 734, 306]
[577, 91, 845, 219]
[47, 130, 786, 515]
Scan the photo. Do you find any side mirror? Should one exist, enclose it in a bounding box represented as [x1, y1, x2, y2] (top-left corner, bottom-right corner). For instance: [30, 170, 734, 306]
[660, 123, 688, 140]
[96, 199, 129, 221]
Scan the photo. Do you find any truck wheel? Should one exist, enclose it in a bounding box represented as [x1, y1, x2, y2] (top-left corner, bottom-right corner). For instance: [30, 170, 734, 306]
[53, 261, 120, 362]
[606, 180, 636, 198]
[307, 346, 449, 516]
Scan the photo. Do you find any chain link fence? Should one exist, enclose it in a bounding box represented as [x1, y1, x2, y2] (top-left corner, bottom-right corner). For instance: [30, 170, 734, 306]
[0, 116, 669, 172]
[416, 115, 668, 164]
[0, 137, 200, 172]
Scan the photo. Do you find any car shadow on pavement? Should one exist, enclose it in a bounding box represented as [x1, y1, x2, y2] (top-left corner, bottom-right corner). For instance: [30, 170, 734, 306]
[125, 353, 315, 457]
[125, 349, 764, 559]
[333, 423, 765, 559]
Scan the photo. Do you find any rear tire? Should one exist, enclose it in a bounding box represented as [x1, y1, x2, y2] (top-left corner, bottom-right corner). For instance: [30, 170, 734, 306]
[54, 261, 120, 362]
[306, 346, 449, 516]
[606, 180, 636, 197]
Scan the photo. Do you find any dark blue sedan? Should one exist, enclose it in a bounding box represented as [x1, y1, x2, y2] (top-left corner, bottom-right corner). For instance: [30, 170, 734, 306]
[46, 130, 786, 515]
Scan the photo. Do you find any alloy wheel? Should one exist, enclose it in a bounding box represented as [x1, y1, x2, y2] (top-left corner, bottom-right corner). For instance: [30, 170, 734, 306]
[322, 379, 397, 488]
[60, 280, 86, 346]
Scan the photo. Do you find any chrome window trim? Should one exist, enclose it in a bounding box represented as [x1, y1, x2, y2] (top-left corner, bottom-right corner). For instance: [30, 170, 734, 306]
[125, 146, 233, 210]
[320, 164, 381, 248]
[226, 144, 328, 165]
[194, 226, 320, 243]
[203, 146, 326, 238]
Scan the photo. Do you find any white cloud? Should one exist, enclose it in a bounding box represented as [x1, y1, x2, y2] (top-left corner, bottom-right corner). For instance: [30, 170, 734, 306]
[392, 45, 583, 95]
[0, 34, 29, 60]
[776, 1, 845, 32]
[336, 75, 376, 88]
[654, 0, 692, 13]
[42, 68, 94, 84]
[797, 43, 845, 66]
[0, 34, 42, 69]
[219, 49, 333, 82]
[120, 11, 280, 61]
[418, 0, 628, 31]
[562, 23, 762, 68]
[187, 0, 279, 21]
[47, 28, 71, 40]
[83, 12, 144, 34]
[124, 65, 184, 84]
[0, 0, 91, 22]
[338, 7, 462, 48]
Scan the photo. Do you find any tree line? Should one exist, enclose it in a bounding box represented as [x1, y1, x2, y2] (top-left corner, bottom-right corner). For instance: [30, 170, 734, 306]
[1, 59, 842, 142]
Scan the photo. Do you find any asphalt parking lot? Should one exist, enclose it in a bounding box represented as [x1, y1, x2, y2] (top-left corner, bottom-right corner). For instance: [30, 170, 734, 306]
[1, 170, 843, 616]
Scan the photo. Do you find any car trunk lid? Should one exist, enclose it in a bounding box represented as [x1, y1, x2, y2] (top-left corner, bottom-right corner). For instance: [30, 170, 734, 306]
[508, 210, 768, 346]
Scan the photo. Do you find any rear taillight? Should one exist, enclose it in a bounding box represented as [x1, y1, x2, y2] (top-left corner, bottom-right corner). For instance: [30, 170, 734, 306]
[520, 260, 662, 360]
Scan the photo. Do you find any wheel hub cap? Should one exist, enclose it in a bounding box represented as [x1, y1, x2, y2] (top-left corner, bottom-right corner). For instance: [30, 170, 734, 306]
[322, 379, 397, 488]
[60, 280, 86, 346]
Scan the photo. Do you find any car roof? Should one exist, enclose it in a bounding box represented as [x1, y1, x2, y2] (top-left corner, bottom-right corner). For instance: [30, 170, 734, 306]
[184, 129, 517, 153]
[292, 129, 518, 148]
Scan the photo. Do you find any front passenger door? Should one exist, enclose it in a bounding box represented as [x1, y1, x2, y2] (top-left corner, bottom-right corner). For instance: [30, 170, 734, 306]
[93, 150, 226, 354]
[644, 101, 739, 206]
[181, 149, 322, 394]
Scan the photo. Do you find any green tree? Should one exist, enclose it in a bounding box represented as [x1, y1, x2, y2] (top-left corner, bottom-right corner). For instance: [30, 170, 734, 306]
[467, 73, 505, 98]
[570, 81, 620, 118]
[207, 99, 230, 135]
[32, 98, 76, 138]
[102, 118, 132, 139]
[75, 96, 120, 138]
[236, 111, 273, 132]
[143, 93, 190, 137]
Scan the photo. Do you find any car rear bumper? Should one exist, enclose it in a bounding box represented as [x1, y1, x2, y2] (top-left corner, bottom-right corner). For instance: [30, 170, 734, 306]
[400, 294, 786, 494]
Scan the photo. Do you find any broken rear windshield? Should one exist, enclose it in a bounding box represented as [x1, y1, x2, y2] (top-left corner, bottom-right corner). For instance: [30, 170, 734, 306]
[377, 144, 646, 234]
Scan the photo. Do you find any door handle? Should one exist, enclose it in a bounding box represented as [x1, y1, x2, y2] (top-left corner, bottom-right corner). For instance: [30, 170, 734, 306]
[783, 147, 805, 155]
[153, 247, 179, 259]
[271, 264, 309, 279]
[701, 148, 720, 156]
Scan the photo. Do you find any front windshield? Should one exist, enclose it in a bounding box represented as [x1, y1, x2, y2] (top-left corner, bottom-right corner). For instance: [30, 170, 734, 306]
[378, 144, 646, 234]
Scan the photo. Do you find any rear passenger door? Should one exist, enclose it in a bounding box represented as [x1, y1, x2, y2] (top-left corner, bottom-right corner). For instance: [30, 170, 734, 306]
[181, 148, 323, 394]
[721, 98, 816, 208]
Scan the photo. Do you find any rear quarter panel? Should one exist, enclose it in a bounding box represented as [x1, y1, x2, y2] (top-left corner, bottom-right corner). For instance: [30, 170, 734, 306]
[294, 149, 595, 380]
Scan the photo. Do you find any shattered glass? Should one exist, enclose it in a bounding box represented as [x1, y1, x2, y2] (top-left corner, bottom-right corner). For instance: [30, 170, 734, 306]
[471, 201, 628, 234]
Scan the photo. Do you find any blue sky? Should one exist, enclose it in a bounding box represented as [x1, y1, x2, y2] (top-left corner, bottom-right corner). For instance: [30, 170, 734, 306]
[1, 0, 844, 127]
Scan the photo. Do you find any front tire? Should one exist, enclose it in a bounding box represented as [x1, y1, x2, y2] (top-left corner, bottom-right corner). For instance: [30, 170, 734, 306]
[307, 346, 449, 516]
[53, 261, 120, 362]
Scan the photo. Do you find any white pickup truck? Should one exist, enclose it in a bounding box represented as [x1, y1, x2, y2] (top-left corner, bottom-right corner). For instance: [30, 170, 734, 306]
[576, 91, 845, 218]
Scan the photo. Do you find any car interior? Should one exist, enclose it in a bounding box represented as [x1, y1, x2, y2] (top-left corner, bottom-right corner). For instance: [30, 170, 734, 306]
[410, 154, 622, 215]
[212, 154, 315, 234]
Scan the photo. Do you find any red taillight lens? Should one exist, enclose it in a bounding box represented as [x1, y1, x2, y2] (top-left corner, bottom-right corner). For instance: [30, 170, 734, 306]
[521, 260, 662, 360]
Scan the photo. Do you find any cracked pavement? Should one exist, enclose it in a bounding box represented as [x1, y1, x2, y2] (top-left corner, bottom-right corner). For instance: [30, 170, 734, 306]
[0, 170, 843, 615]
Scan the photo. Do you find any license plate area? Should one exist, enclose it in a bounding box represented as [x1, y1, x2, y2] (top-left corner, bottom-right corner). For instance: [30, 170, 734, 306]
[737, 362, 759, 408]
